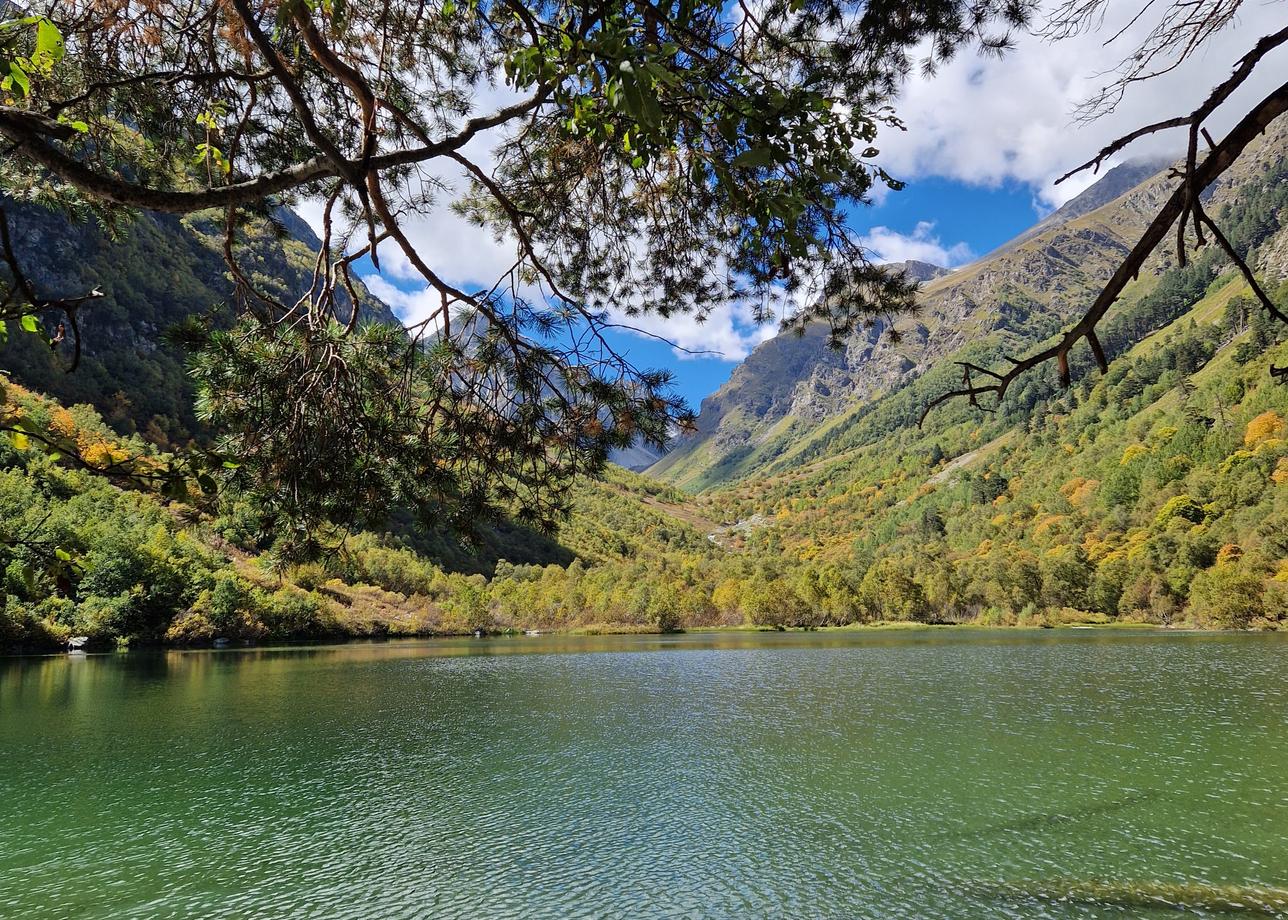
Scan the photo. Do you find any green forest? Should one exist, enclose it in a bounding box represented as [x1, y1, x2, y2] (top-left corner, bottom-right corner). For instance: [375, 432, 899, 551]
[3, 259, 1287, 649]
[3, 2, 1288, 652]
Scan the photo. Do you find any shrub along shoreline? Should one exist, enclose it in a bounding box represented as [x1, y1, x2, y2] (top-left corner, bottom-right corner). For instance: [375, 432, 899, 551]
[4, 617, 1187, 657]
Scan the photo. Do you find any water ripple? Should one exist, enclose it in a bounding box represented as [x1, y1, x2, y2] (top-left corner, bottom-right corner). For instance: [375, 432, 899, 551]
[2, 630, 1287, 918]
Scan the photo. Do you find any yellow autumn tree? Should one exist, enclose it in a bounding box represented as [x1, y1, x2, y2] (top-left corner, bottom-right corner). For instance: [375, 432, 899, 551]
[1244, 411, 1286, 447]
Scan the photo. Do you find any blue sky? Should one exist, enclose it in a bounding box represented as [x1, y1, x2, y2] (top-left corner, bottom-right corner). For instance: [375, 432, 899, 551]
[588, 178, 1048, 410]
[321, 1, 1286, 414]
[355, 176, 1056, 413]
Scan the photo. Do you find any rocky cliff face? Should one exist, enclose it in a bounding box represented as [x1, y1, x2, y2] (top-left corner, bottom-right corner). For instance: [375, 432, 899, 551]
[669, 260, 951, 460]
[651, 115, 1288, 488]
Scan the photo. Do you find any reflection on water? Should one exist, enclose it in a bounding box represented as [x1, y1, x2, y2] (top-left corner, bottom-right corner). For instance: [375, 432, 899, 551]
[3, 629, 1287, 919]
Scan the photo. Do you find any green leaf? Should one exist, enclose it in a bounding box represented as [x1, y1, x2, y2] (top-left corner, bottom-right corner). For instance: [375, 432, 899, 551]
[0, 319, 7, 345]
[733, 147, 774, 168]
[620, 79, 644, 120]
[7, 61, 29, 96]
[639, 88, 663, 128]
[35, 18, 63, 64]
[0, 16, 44, 30]
[19, 314, 38, 334]
[9, 431, 29, 451]
[55, 547, 72, 562]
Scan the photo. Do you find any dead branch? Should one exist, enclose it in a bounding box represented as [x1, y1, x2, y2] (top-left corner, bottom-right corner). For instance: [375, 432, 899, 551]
[922, 77, 1288, 426]
[1056, 24, 1288, 186]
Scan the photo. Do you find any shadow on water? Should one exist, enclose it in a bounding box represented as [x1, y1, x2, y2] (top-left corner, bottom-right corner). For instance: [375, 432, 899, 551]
[971, 879, 1288, 916]
[931, 788, 1163, 842]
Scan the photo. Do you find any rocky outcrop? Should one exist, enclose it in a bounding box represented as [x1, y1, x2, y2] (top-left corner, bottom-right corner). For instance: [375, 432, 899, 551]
[1261, 229, 1288, 282]
[652, 116, 1288, 488]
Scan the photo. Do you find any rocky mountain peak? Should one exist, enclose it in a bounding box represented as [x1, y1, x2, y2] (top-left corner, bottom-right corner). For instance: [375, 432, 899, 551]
[649, 123, 1287, 489]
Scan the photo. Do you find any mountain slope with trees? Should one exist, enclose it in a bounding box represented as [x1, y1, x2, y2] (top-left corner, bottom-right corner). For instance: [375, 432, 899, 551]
[0, 203, 398, 445]
[5, 119, 1288, 650]
[650, 122, 1288, 489]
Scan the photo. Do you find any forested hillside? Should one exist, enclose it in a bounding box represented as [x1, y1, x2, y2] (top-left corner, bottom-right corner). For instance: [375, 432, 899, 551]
[0, 203, 397, 444]
[650, 118, 1288, 490]
[4, 118, 1288, 650]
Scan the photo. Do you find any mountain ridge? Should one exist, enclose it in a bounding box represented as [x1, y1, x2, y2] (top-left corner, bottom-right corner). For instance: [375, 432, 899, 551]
[649, 121, 1288, 490]
[0, 202, 400, 444]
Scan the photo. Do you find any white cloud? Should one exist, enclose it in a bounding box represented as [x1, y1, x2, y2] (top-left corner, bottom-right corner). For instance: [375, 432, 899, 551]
[875, 2, 1288, 208]
[308, 5, 1288, 360]
[359, 273, 445, 330]
[297, 76, 525, 295]
[363, 270, 773, 360]
[609, 297, 780, 361]
[860, 221, 974, 267]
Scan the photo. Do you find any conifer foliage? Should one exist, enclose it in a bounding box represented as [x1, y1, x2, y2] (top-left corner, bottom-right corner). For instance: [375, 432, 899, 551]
[0, 0, 1030, 535]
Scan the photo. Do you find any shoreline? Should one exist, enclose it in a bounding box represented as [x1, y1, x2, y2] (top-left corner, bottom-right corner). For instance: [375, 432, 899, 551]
[0, 618, 1233, 659]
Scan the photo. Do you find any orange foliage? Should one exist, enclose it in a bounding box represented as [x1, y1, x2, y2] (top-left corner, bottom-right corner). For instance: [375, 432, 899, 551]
[1245, 411, 1286, 447]
[1059, 476, 1099, 509]
[1215, 543, 1244, 567]
[1033, 514, 1066, 536]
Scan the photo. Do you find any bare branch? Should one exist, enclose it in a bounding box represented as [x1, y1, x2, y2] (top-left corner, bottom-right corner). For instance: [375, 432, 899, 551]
[1056, 24, 1288, 185]
[924, 77, 1288, 425]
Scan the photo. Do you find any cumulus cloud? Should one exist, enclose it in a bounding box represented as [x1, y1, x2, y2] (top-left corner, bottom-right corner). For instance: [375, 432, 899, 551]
[860, 221, 974, 267]
[304, 6, 1287, 360]
[359, 273, 445, 329]
[609, 297, 781, 361]
[875, 3, 1288, 208]
[299, 78, 522, 296]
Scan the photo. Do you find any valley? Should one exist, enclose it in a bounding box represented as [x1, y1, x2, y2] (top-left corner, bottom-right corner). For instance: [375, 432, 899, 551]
[4, 115, 1288, 650]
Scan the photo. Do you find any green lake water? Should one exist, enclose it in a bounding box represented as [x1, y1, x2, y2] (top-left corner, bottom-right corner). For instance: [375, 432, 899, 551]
[3, 629, 1288, 918]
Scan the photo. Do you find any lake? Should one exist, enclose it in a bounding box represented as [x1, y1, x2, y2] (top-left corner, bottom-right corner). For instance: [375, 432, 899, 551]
[2, 629, 1287, 918]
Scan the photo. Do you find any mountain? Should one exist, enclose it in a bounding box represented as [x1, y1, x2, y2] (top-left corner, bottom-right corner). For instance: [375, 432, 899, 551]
[0, 202, 399, 444]
[646, 260, 951, 485]
[4, 116, 1288, 651]
[898, 259, 954, 283]
[650, 123, 1288, 491]
[1006, 156, 1175, 251]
